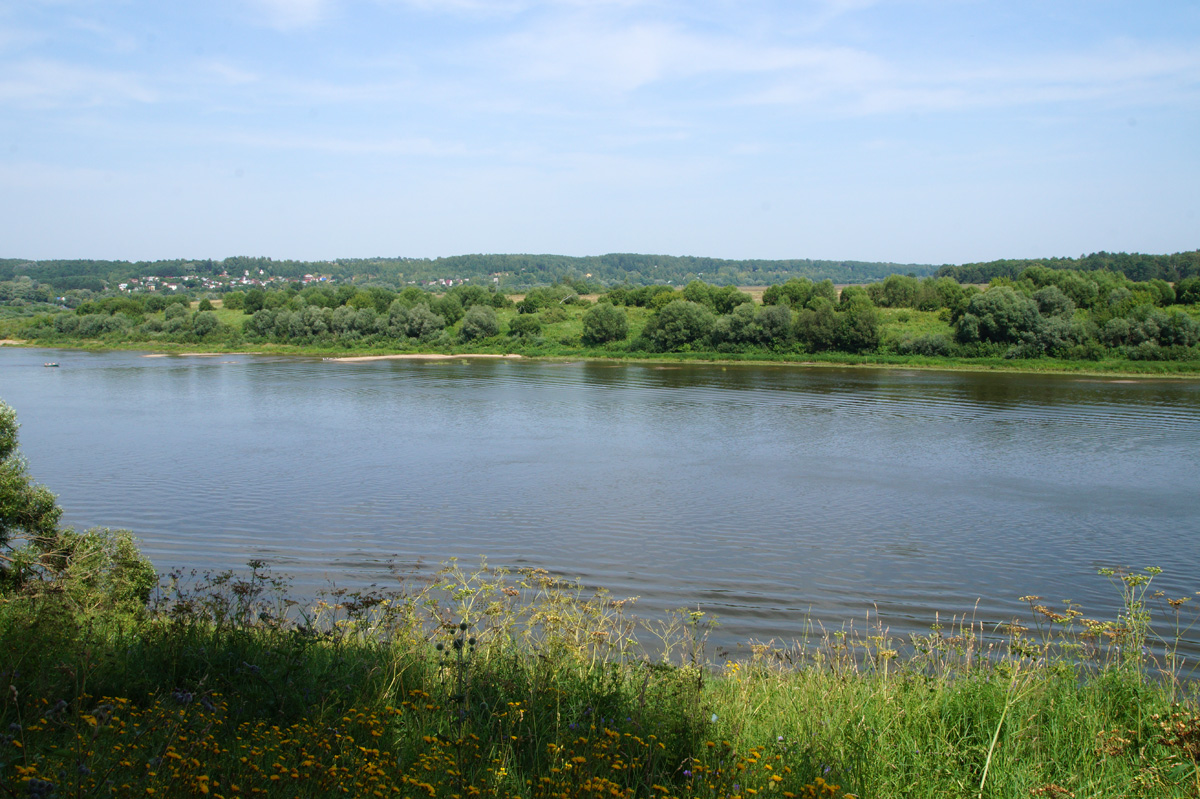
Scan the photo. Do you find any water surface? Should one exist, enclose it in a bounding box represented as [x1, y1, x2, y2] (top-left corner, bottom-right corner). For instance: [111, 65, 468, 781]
[3, 348, 1198, 655]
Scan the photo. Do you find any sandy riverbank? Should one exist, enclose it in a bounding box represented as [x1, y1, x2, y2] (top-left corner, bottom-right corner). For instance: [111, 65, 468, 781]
[329, 353, 524, 363]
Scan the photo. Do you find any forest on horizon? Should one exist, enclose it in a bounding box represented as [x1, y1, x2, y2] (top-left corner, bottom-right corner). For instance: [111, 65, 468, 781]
[3, 249, 1197, 295]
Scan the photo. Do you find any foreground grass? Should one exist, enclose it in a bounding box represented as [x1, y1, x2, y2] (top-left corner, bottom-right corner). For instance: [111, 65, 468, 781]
[2, 561, 1199, 798]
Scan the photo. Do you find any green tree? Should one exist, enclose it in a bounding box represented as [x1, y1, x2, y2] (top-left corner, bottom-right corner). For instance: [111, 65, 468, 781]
[243, 288, 265, 313]
[867, 274, 920, 307]
[838, 285, 870, 308]
[1175, 277, 1200, 305]
[709, 303, 759, 349]
[756, 303, 795, 347]
[762, 277, 814, 308]
[834, 298, 881, 353]
[795, 297, 839, 351]
[191, 311, 220, 339]
[406, 304, 446, 341]
[1, 401, 62, 558]
[642, 300, 715, 351]
[955, 286, 1043, 345]
[581, 303, 629, 345]
[459, 304, 499, 341]
[507, 314, 543, 338]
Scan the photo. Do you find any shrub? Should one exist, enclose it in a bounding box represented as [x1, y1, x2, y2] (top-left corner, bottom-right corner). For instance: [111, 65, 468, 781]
[581, 303, 629, 345]
[642, 300, 715, 351]
[459, 304, 500, 342]
[507, 314, 543, 338]
[898, 334, 952, 357]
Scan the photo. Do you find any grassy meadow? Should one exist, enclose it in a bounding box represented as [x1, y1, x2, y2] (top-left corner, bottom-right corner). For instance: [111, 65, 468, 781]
[3, 551, 1199, 799]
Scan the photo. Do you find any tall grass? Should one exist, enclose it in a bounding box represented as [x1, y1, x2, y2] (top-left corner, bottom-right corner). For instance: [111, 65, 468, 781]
[2, 560, 1197, 797]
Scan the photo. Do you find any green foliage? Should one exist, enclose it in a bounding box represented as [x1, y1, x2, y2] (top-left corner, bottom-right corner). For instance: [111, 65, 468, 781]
[4, 527, 156, 616]
[10, 269, 1200, 368]
[681, 281, 753, 314]
[709, 302, 761, 349]
[243, 287, 265, 313]
[955, 286, 1042, 346]
[581, 303, 629, 345]
[506, 313, 542, 338]
[897, 333, 952, 356]
[795, 297, 839, 352]
[0, 400, 62, 556]
[866, 273, 920, 307]
[459, 304, 500, 342]
[433, 294, 464, 326]
[762, 277, 815, 308]
[756, 303, 795, 348]
[1, 555, 1196, 799]
[835, 298, 881, 353]
[1176, 277, 1200, 305]
[641, 300, 716, 351]
[939, 249, 1200, 284]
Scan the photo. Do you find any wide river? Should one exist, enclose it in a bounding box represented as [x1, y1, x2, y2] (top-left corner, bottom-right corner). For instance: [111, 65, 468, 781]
[3, 347, 1199, 657]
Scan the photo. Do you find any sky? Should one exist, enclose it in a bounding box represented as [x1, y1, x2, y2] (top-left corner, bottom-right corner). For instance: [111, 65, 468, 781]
[1, 0, 1197, 265]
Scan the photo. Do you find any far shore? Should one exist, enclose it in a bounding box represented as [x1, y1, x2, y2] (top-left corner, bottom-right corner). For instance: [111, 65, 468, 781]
[328, 353, 524, 363]
[5, 339, 1200, 379]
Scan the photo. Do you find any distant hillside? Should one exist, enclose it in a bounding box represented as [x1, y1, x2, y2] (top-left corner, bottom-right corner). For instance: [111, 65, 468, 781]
[936, 250, 1200, 284]
[0, 253, 935, 293]
[7, 249, 1198, 294]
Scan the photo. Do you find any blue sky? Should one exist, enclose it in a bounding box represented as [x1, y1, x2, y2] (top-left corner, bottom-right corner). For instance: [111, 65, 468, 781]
[1, 0, 1197, 265]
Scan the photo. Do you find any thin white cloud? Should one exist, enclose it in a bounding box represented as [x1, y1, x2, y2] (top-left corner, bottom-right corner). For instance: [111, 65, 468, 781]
[67, 16, 140, 53]
[384, 0, 649, 14]
[199, 60, 262, 86]
[251, 0, 332, 29]
[215, 130, 470, 156]
[707, 36, 1200, 117]
[0, 58, 157, 108]
[496, 17, 883, 93]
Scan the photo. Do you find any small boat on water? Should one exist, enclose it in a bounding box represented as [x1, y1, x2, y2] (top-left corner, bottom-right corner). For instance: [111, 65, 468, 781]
[43, 362, 59, 367]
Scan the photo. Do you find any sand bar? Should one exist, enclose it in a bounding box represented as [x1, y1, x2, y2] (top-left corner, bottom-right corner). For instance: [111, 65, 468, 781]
[329, 353, 523, 363]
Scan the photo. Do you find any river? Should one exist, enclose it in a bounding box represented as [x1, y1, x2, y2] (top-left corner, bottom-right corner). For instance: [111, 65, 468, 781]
[3, 347, 1199, 658]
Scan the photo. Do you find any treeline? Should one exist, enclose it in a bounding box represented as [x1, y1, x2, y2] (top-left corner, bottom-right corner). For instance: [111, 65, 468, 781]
[936, 250, 1200, 284]
[2, 253, 934, 293]
[15, 266, 1200, 364]
[9, 249, 1200, 295]
[0, 256, 324, 294]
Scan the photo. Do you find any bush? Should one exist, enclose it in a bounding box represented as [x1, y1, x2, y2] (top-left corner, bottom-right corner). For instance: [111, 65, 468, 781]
[11, 528, 157, 616]
[459, 304, 500, 342]
[507, 314, 543, 338]
[581, 303, 629, 345]
[898, 334, 952, 357]
[642, 300, 715, 351]
[955, 286, 1042, 345]
[795, 297, 838, 352]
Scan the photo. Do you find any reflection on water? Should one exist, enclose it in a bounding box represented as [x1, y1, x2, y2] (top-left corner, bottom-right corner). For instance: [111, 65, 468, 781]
[2, 347, 1199, 654]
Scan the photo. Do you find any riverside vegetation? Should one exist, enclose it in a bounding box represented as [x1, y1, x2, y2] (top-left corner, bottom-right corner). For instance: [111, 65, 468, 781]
[4, 267, 1200, 375]
[2, 401, 1200, 797]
